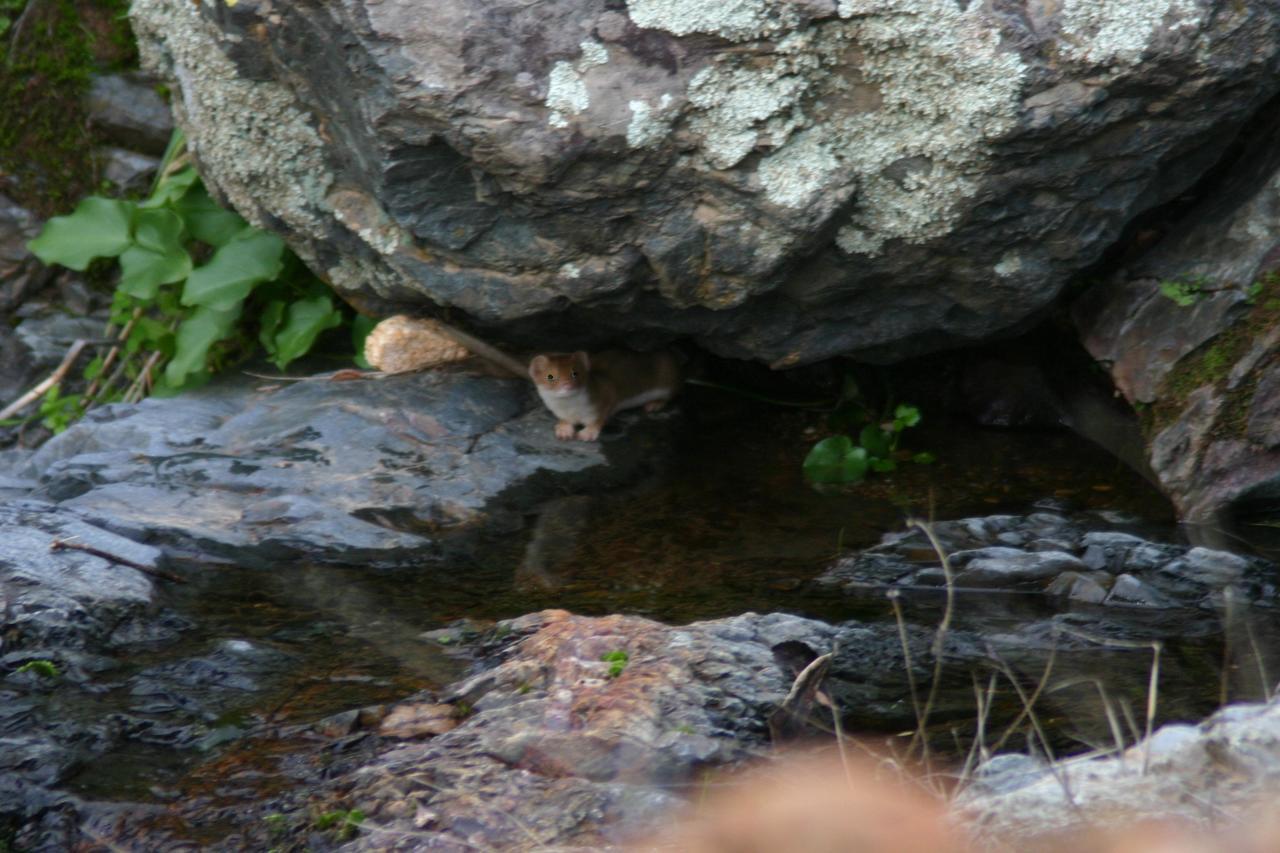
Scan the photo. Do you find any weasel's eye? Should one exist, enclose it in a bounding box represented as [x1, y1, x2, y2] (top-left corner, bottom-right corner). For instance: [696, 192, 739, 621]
[570, 370, 578, 379]
[546, 373, 555, 382]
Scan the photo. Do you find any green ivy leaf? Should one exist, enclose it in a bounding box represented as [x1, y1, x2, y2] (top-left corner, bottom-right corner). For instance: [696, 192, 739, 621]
[802, 436, 868, 485]
[173, 184, 248, 247]
[859, 424, 893, 458]
[258, 299, 286, 354]
[893, 404, 921, 429]
[351, 314, 376, 369]
[166, 303, 243, 387]
[912, 451, 937, 465]
[28, 197, 135, 270]
[182, 228, 285, 311]
[141, 166, 199, 208]
[117, 208, 192, 299]
[270, 295, 343, 369]
[869, 457, 897, 473]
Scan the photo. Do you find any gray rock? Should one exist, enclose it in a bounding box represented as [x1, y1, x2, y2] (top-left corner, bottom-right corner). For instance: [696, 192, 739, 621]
[96, 146, 160, 194]
[13, 313, 106, 376]
[25, 366, 669, 566]
[128, 0, 1280, 365]
[1045, 572, 1109, 604]
[969, 753, 1049, 796]
[1074, 103, 1280, 522]
[1105, 573, 1176, 608]
[85, 73, 174, 155]
[955, 550, 1086, 588]
[960, 702, 1280, 845]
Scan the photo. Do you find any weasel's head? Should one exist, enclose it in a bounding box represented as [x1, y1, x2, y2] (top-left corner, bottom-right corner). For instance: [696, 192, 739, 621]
[529, 352, 589, 397]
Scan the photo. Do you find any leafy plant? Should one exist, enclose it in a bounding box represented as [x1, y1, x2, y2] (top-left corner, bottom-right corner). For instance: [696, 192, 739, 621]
[803, 403, 928, 486]
[314, 809, 364, 841]
[14, 660, 60, 678]
[24, 133, 354, 430]
[1158, 279, 1204, 307]
[601, 649, 629, 679]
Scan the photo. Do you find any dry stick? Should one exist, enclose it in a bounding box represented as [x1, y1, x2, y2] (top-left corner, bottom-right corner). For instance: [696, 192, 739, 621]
[990, 653, 1080, 814]
[82, 307, 142, 404]
[1243, 611, 1271, 702]
[123, 349, 165, 403]
[1141, 640, 1163, 777]
[988, 640, 1059, 755]
[425, 317, 527, 378]
[906, 517, 956, 760]
[888, 589, 924, 739]
[959, 671, 999, 786]
[1091, 679, 1129, 760]
[0, 339, 88, 421]
[50, 539, 187, 584]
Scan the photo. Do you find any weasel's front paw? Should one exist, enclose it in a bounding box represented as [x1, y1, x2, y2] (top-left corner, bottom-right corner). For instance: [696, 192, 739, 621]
[555, 421, 576, 440]
[643, 399, 667, 413]
[576, 424, 601, 441]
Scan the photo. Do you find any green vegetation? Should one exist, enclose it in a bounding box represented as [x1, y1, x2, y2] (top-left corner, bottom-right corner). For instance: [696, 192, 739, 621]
[14, 660, 59, 678]
[1147, 270, 1280, 438]
[25, 134, 354, 431]
[601, 649, 629, 679]
[802, 403, 928, 485]
[314, 809, 364, 841]
[0, 0, 136, 215]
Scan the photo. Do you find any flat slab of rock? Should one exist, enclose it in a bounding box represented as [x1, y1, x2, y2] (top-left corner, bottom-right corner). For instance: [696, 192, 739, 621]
[19, 366, 665, 566]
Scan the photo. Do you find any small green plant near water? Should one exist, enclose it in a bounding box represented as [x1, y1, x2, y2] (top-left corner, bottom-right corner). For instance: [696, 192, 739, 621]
[13, 660, 59, 678]
[601, 649, 629, 679]
[803, 403, 931, 486]
[1158, 275, 1266, 308]
[24, 132, 358, 431]
[313, 809, 364, 841]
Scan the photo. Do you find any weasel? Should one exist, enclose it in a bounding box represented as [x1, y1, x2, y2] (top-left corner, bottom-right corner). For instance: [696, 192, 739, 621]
[528, 350, 682, 441]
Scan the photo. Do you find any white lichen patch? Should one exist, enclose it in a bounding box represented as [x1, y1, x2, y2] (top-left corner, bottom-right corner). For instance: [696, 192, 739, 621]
[687, 65, 810, 169]
[546, 39, 611, 129]
[559, 262, 582, 279]
[626, 94, 675, 149]
[1060, 0, 1202, 65]
[129, 0, 330, 238]
[627, 0, 803, 42]
[994, 251, 1023, 278]
[763, 1, 1026, 256]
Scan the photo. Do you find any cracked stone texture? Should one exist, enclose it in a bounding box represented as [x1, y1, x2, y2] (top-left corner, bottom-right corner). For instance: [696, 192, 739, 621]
[15, 364, 670, 567]
[1074, 103, 1280, 522]
[128, 0, 1280, 365]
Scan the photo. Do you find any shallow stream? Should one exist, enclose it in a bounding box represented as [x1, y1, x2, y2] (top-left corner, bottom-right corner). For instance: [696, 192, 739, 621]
[39, 389, 1280, 838]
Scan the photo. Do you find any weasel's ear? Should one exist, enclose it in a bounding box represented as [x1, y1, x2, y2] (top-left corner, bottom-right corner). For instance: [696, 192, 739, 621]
[529, 355, 549, 380]
[572, 351, 590, 372]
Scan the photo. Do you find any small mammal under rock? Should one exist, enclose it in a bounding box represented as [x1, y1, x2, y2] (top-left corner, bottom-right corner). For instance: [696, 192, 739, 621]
[529, 349, 682, 441]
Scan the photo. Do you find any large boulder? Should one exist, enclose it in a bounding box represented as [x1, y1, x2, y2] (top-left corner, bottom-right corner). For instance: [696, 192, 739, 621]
[128, 0, 1280, 364]
[1075, 108, 1280, 523]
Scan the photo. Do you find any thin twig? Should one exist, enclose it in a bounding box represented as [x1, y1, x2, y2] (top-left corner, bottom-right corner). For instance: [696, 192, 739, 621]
[989, 639, 1058, 755]
[0, 338, 87, 420]
[906, 517, 956, 759]
[51, 538, 187, 584]
[1142, 641, 1162, 776]
[888, 589, 924, 745]
[83, 307, 141, 403]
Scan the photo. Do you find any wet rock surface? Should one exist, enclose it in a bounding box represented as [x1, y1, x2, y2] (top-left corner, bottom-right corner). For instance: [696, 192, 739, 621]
[128, 0, 1280, 364]
[819, 507, 1277, 611]
[1074, 103, 1280, 523]
[13, 364, 670, 567]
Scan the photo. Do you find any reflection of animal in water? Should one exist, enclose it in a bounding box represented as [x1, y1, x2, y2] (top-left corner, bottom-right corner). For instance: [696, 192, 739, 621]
[515, 495, 595, 591]
[633, 752, 1280, 853]
[529, 349, 682, 441]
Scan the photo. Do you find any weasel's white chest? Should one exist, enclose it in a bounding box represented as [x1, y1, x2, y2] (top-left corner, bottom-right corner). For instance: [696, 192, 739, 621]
[537, 387, 599, 425]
